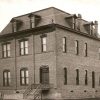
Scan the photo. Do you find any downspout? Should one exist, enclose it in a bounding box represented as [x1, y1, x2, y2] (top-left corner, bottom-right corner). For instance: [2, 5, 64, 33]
[33, 34, 36, 84]
[14, 38, 17, 91]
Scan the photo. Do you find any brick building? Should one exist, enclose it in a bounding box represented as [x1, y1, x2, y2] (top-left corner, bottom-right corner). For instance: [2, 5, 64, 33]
[0, 7, 100, 100]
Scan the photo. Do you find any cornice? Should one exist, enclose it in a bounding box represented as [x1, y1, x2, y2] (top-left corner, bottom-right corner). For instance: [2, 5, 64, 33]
[55, 24, 100, 41]
[0, 23, 100, 42]
[0, 24, 55, 41]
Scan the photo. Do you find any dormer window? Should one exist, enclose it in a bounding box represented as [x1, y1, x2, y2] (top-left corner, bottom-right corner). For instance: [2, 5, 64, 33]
[30, 17, 35, 28]
[10, 18, 22, 33]
[72, 17, 76, 29]
[84, 21, 98, 36]
[65, 14, 77, 30]
[10, 19, 17, 32]
[90, 23, 95, 35]
[28, 13, 41, 28]
[13, 21, 17, 32]
[29, 14, 35, 28]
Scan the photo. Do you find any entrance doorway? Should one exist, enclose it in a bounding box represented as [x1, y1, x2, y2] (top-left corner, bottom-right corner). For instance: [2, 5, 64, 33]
[40, 66, 49, 84]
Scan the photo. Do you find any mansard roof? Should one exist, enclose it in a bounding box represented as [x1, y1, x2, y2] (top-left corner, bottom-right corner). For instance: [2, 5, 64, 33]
[0, 7, 99, 40]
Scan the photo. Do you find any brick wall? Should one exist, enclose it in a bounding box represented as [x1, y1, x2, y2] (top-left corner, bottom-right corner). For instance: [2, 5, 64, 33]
[55, 27, 100, 99]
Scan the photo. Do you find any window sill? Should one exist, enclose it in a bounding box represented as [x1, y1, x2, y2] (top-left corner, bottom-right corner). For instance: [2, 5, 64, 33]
[20, 54, 30, 56]
[3, 85, 11, 87]
[2, 57, 12, 59]
[20, 84, 29, 86]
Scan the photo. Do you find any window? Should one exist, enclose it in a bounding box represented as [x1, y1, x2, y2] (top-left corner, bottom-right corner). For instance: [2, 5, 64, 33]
[20, 68, 29, 85]
[75, 40, 79, 55]
[3, 70, 11, 86]
[2, 43, 11, 58]
[76, 69, 79, 85]
[30, 17, 35, 28]
[99, 48, 100, 59]
[64, 68, 67, 85]
[85, 70, 88, 85]
[92, 71, 95, 88]
[62, 37, 67, 53]
[84, 43, 88, 57]
[20, 40, 28, 55]
[72, 17, 76, 29]
[90, 24, 95, 35]
[13, 22, 17, 32]
[99, 76, 100, 86]
[41, 37, 47, 52]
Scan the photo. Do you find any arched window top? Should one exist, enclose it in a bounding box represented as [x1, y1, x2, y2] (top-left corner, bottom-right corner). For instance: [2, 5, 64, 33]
[3, 70, 11, 86]
[20, 68, 28, 71]
[40, 65, 49, 69]
[3, 70, 10, 72]
[20, 68, 29, 85]
[64, 67, 67, 69]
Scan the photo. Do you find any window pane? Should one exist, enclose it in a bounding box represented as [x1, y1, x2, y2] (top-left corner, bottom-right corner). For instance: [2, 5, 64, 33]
[4, 72, 7, 78]
[8, 72, 10, 78]
[84, 43, 87, 56]
[7, 51, 10, 57]
[85, 70, 88, 85]
[63, 37, 66, 44]
[26, 70, 29, 77]
[26, 78, 29, 84]
[32, 22, 34, 27]
[5, 79, 7, 86]
[99, 48, 100, 53]
[31, 17, 35, 22]
[22, 78, 25, 84]
[3, 51, 7, 57]
[21, 49, 24, 55]
[25, 48, 28, 54]
[20, 42, 24, 48]
[3, 45, 6, 51]
[75, 40, 78, 55]
[8, 78, 11, 85]
[64, 68, 67, 85]
[7, 44, 10, 50]
[63, 45, 65, 52]
[43, 37, 46, 44]
[13, 23, 17, 32]
[25, 41, 28, 48]
[62, 37, 66, 52]
[76, 69, 79, 85]
[43, 45, 46, 52]
[42, 37, 47, 52]
[92, 71, 95, 88]
[21, 70, 25, 77]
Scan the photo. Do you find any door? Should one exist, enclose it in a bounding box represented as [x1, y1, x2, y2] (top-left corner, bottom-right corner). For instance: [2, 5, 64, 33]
[40, 67, 49, 84]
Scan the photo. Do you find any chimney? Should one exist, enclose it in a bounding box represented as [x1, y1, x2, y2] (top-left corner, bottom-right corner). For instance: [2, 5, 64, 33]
[76, 14, 82, 31]
[78, 14, 82, 19]
[94, 21, 98, 36]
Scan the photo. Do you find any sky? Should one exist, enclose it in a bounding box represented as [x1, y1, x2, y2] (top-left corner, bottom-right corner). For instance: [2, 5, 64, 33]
[0, 0, 100, 33]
